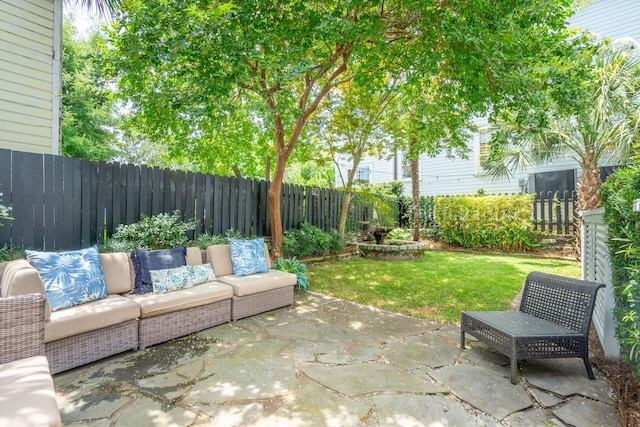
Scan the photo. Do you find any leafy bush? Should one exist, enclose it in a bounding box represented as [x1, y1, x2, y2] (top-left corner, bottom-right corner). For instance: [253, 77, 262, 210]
[600, 164, 640, 376]
[283, 222, 342, 257]
[387, 228, 412, 240]
[420, 227, 441, 241]
[0, 195, 12, 226]
[398, 195, 436, 229]
[100, 238, 140, 253]
[110, 211, 197, 250]
[436, 194, 534, 251]
[191, 233, 228, 249]
[273, 257, 309, 291]
[0, 245, 24, 262]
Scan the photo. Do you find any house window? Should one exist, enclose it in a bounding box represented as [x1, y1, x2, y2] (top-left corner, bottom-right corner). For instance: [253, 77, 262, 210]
[402, 156, 415, 179]
[476, 128, 494, 174]
[355, 166, 371, 183]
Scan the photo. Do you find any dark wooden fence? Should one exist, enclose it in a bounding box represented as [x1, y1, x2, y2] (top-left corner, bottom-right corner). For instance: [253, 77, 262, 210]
[0, 149, 370, 251]
[532, 190, 578, 234]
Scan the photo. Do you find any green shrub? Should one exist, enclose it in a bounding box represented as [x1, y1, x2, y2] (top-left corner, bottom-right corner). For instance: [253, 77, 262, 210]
[110, 211, 197, 250]
[283, 222, 342, 257]
[0, 196, 12, 226]
[100, 238, 140, 253]
[387, 228, 412, 240]
[0, 244, 24, 262]
[273, 257, 309, 291]
[398, 195, 436, 229]
[191, 232, 230, 249]
[435, 194, 534, 251]
[420, 227, 441, 241]
[600, 164, 640, 377]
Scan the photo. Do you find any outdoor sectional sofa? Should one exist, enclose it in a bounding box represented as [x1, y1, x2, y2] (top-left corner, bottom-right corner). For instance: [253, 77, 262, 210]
[0, 244, 296, 375]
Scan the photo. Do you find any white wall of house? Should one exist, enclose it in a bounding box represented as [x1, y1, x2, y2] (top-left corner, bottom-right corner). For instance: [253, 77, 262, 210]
[0, 0, 61, 155]
[336, 0, 640, 196]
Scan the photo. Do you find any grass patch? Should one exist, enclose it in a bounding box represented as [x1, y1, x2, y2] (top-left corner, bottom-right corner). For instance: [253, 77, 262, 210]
[307, 251, 581, 323]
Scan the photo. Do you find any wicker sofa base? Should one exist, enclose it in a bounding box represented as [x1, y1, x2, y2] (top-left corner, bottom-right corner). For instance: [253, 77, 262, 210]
[232, 286, 294, 321]
[138, 299, 231, 349]
[45, 319, 138, 374]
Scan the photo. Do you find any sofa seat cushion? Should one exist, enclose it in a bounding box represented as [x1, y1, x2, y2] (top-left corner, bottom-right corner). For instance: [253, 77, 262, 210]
[127, 282, 233, 319]
[45, 295, 140, 343]
[216, 270, 297, 297]
[0, 355, 62, 427]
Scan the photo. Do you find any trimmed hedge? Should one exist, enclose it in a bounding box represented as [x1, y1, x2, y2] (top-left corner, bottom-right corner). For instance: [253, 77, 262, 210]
[600, 165, 640, 376]
[435, 194, 535, 251]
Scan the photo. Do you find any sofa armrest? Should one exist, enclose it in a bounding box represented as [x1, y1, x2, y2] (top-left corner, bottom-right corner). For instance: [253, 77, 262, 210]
[0, 293, 46, 364]
[0, 259, 51, 320]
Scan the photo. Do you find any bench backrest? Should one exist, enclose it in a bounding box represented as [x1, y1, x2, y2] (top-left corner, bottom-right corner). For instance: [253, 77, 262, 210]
[519, 272, 604, 334]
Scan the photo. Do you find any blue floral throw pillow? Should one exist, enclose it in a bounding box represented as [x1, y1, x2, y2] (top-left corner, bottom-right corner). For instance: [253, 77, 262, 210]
[130, 246, 186, 294]
[150, 264, 216, 293]
[25, 245, 108, 312]
[229, 238, 269, 277]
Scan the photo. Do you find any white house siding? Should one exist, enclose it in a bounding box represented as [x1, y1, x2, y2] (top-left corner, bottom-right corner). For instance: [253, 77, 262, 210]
[0, 0, 56, 154]
[336, 0, 640, 196]
[571, 0, 640, 42]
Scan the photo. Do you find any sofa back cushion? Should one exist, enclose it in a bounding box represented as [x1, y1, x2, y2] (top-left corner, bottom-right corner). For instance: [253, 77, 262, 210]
[207, 243, 271, 277]
[186, 247, 204, 265]
[100, 252, 133, 294]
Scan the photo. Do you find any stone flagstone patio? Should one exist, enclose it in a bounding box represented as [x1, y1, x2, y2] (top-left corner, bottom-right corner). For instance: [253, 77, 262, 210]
[54, 292, 619, 426]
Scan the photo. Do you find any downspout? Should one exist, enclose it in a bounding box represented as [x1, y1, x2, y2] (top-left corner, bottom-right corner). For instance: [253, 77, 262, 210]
[51, 0, 63, 155]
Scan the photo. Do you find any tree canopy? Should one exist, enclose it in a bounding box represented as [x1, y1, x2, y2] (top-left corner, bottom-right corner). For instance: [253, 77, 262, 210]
[105, 0, 585, 255]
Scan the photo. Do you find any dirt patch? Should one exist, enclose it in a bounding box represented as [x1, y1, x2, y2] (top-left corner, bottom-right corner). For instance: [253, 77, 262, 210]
[589, 328, 640, 426]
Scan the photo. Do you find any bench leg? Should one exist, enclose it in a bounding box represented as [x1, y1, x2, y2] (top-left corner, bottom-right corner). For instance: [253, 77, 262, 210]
[461, 330, 466, 349]
[584, 356, 596, 380]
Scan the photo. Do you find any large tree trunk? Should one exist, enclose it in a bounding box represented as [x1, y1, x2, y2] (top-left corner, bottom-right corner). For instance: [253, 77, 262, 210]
[337, 157, 361, 238]
[410, 139, 420, 242]
[268, 154, 288, 258]
[338, 191, 352, 238]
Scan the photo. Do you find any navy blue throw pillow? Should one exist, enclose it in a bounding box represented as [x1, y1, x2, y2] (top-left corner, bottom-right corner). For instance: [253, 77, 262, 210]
[130, 246, 187, 294]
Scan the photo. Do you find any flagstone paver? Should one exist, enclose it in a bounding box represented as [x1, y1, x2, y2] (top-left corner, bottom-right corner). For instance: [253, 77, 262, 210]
[185, 357, 298, 404]
[429, 363, 532, 420]
[373, 394, 478, 426]
[553, 396, 619, 427]
[113, 397, 198, 427]
[522, 358, 614, 402]
[53, 291, 620, 426]
[301, 362, 445, 396]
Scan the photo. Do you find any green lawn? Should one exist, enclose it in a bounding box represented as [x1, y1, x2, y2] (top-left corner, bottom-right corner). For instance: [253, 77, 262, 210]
[307, 251, 581, 323]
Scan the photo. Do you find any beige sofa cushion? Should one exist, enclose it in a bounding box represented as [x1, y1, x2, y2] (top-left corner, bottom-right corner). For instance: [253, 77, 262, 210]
[0, 260, 52, 321]
[186, 247, 204, 265]
[100, 252, 133, 294]
[217, 270, 297, 297]
[206, 243, 272, 277]
[0, 355, 62, 427]
[127, 282, 233, 318]
[45, 295, 140, 343]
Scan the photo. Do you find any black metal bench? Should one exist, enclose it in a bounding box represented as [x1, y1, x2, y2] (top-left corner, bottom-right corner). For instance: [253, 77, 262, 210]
[461, 272, 604, 384]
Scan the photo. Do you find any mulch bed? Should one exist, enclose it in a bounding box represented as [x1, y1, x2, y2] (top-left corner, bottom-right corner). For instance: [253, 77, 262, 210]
[589, 328, 640, 426]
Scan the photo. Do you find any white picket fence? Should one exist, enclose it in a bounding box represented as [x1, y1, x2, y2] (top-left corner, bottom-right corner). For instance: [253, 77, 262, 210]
[581, 208, 620, 358]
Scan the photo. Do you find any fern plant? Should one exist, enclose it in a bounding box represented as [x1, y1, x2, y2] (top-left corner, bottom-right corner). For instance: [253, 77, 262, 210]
[273, 257, 309, 291]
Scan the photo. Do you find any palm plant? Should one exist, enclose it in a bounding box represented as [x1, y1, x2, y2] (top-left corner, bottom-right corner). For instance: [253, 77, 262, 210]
[68, 0, 121, 17]
[485, 38, 640, 212]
